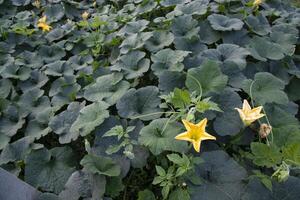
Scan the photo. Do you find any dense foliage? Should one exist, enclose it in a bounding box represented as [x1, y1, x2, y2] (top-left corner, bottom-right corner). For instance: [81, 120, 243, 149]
[0, 0, 300, 199]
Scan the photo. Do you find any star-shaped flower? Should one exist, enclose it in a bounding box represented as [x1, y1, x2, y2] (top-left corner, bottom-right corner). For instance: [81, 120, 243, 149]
[37, 16, 52, 32]
[235, 99, 265, 126]
[175, 118, 216, 152]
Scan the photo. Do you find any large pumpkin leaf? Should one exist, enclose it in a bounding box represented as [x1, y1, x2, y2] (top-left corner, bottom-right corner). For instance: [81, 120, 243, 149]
[175, 0, 209, 15]
[212, 88, 243, 136]
[242, 72, 288, 105]
[0, 105, 25, 137]
[208, 14, 244, 31]
[70, 101, 110, 137]
[80, 154, 121, 177]
[25, 147, 75, 194]
[138, 118, 189, 155]
[111, 50, 150, 79]
[145, 31, 174, 52]
[189, 150, 247, 200]
[84, 73, 130, 105]
[119, 32, 153, 54]
[242, 176, 300, 200]
[49, 102, 85, 144]
[171, 15, 200, 38]
[201, 44, 250, 69]
[270, 23, 298, 56]
[245, 14, 271, 36]
[247, 36, 285, 61]
[116, 86, 161, 121]
[151, 48, 190, 76]
[0, 136, 33, 165]
[59, 170, 106, 200]
[185, 60, 228, 96]
[10, 0, 30, 6]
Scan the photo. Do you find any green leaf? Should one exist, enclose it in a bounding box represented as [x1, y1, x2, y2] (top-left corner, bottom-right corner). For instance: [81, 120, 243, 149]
[171, 88, 191, 109]
[105, 176, 124, 197]
[282, 143, 300, 166]
[186, 60, 228, 96]
[59, 170, 106, 200]
[208, 14, 244, 31]
[247, 36, 285, 61]
[116, 86, 161, 121]
[270, 24, 298, 56]
[245, 14, 271, 36]
[242, 176, 300, 200]
[80, 154, 121, 177]
[138, 189, 156, 200]
[44, 4, 65, 22]
[158, 71, 186, 93]
[250, 142, 282, 168]
[0, 136, 33, 165]
[119, 20, 149, 35]
[84, 73, 130, 105]
[120, 32, 153, 54]
[286, 77, 300, 101]
[151, 48, 190, 76]
[202, 44, 250, 69]
[112, 50, 150, 79]
[11, 0, 30, 6]
[156, 165, 166, 176]
[49, 102, 85, 144]
[145, 31, 174, 52]
[196, 98, 222, 113]
[70, 101, 109, 137]
[242, 72, 288, 105]
[25, 147, 75, 194]
[138, 119, 189, 155]
[160, 0, 185, 6]
[168, 188, 190, 200]
[175, 0, 209, 15]
[273, 125, 300, 149]
[198, 20, 221, 44]
[0, 133, 10, 150]
[189, 150, 247, 200]
[171, 15, 199, 38]
[102, 125, 124, 138]
[167, 153, 185, 166]
[38, 45, 66, 64]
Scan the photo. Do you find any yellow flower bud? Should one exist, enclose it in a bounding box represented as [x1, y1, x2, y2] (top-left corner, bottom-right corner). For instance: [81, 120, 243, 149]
[82, 11, 89, 20]
[253, 0, 262, 7]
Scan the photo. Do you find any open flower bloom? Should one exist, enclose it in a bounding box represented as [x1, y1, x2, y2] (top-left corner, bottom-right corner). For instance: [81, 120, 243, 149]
[253, 0, 262, 7]
[37, 16, 52, 32]
[235, 100, 265, 126]
[175, 118, 216, 152]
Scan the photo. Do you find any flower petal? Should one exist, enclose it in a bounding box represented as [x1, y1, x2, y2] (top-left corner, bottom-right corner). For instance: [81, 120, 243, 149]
[196, 118, 208, 129]
[192, 140, 201, 152]
[242, 99, 251, 111]
[175, 131, 192, 142]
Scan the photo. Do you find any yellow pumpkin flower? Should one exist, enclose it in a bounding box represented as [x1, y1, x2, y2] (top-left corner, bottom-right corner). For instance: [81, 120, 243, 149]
[175, 118, 216, 152]
[82, 11, 89, 20]
[235, 100, 265, 126]
[253, 0, 262, 7]
[37, 16, 52, 32]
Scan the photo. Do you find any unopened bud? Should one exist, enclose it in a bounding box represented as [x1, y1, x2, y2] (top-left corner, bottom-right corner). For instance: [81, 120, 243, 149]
[82, 11, 89, 20]
[259, 123, 272, 139]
